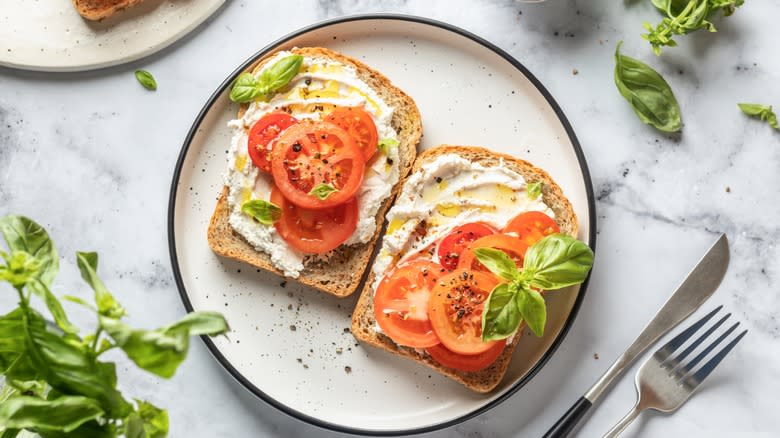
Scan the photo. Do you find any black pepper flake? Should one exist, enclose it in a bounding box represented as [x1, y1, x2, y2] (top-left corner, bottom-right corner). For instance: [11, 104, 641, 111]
[280, 281, 287, 288]
[305, 78, 312, 86]
[297, 358, 302, 363]
[435, 176, 443, 183]
[292, 143, 302, 152]
[290, 325, 297, 331]
[322, 159, 329, 164]
[386, 158, 394, 165]
[344, 366, 352, 374]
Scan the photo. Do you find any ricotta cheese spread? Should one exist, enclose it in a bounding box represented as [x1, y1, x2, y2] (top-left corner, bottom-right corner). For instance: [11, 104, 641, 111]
[371, 153, 555, 287]
[223, 51, 400, 277]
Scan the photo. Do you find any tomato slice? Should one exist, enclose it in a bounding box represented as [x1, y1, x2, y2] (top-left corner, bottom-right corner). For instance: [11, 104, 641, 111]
[457, 234, 529, 273]
[325, 107, 379, 161]
[428, 270, 500, 355]
[436, 223, 497, 271]
[374, 260, 443, 348]
[502, 211, 560, 246]
[270, 187, 357, 254]
[426, 340, 506, 372]
[271, 121, 365, 209]
[247, 113, 299, 172]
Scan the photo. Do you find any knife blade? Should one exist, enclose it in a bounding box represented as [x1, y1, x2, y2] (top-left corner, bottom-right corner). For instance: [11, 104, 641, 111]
[542, 233, 729, 438]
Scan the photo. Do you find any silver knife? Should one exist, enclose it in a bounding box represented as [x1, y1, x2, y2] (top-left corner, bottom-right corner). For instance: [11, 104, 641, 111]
[542, 233, 729, 438]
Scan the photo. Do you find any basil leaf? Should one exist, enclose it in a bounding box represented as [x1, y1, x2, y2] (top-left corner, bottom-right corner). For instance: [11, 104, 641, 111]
[134, 400, 168, 438]
[260, 55, 304, 94]
[241, 200, 282, 225]
[7, 379, 46, 397]
[0, 429, 19, 438]
[738, 103, 779, 129]
[100, 311, 228, 379]
[472, 248, 518, 282]
[0, 309, 27, 373]
[523, 234, 594, 290]
[229, 73, 267, 103]
[0, 396, 103, 433]
[134, 70, 157, 91]
[61, 295, 96, 312]
[26, 280, 77, 335]
[516, 287, 547, 337]
[377, 138, 399, 155]
[75, 252, 126, 319]
[481, 283, 521, 341]
[0, 215, 59, 287]
[0, 250, 42, 288]
[614, 42, 681, 132]
[37, 419, 115, 438]
[309, 183, 338, 200]
[526, 181, 543, 200]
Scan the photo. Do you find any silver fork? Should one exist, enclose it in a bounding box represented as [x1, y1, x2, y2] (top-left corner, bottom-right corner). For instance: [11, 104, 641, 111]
[603, 306, 747, 437]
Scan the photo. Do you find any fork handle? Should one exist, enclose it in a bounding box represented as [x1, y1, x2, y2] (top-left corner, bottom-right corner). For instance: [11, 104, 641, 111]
[603, 404, 642, 438]
[541, 397, 592, 438]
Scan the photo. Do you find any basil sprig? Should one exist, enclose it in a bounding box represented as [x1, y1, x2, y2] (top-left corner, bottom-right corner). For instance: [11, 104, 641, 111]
[644, 0, 744, 55]
[738, 103, 779, 130]
[614, 42, 682, 133]
[229, 55, 304, 103]
[475, 234, 593, 341]
[134, 70, 157, 91]
[0, 215, 229, 437]
[309, 183, 338, 200]
[242, 199, 282, 225]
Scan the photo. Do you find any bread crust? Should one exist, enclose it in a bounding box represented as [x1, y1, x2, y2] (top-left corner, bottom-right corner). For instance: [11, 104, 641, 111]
[72, 0, 145, 20]
[207, 47, 422, 297]
[350, 145, 579, 392]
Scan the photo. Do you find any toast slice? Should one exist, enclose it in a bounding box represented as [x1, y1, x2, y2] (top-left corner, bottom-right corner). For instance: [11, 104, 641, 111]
[208, 47, 422, 298]
[72, 0, 144, 20]
[351, 146, 578, 392]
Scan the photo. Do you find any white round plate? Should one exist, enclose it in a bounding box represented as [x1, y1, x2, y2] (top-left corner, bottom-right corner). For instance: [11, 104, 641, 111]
[169, 15, 595, 435]
[0, 0, 225, 72]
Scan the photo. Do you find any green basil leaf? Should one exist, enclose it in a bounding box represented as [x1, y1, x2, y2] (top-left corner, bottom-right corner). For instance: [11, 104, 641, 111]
[0, 308, 36, 377]
[259, 55, 304, 94]
[309, 183, 338, 200]
[481, 283, 521, 341]
[0, 216, 59, 287]
[134, 400, 168, 438]
[37, 420, 115, 438]
[21, 308, 131, 418]
[229, 72, 267, 103]
[124, 414, 145, 438]
[516, 287, 547, 337]
[377, 138, 399, 155]
[61, 295, 96, 312]
[526, 181, 543, 200]
[100, 311, 228, 379]
[738, 103, 779, 129]
[134, 70, 157, 91]
[241, 200, 282, 225]
[28, 280, 78, 334]
[523, 234, 594, 290]
[7, 379, 46, 397]
[472, 248, 518, 282]
[0, 396, 103, 433]
[614, 42, 681, 132]
[0, 428, 19, 438]
[0, 251, 42, 289]
[75, 252, 126, 319]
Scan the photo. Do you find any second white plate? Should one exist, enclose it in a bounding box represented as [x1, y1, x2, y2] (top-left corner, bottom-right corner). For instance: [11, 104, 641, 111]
[169, 15, 595, 435]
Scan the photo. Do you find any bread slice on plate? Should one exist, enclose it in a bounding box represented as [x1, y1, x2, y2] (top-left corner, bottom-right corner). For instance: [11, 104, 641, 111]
[208, 47, 422, 298]
[351, 145, 578, 392]
[72, 0, 145, 20]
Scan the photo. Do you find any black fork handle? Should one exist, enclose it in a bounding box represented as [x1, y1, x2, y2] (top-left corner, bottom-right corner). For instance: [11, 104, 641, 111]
[541, 396, 592, 438]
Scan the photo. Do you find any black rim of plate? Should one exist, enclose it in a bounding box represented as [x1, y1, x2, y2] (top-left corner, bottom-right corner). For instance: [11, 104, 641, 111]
[168, 13, 597, 437]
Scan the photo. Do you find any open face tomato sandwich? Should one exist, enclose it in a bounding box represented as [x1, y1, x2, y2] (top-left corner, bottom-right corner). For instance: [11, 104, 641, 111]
[207, 47, 421, 297]
[351, 146, 594, 392]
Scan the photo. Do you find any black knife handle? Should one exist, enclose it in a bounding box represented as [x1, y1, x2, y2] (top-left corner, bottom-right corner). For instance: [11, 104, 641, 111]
[542, 396, 592, 438]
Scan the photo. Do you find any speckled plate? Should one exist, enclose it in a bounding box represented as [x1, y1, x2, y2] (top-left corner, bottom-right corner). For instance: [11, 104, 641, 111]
[0, 0, 225, 72]
[168, 14, 595, 435]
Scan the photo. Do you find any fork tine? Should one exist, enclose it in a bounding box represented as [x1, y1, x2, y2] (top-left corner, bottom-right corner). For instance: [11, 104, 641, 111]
[667, 313, 731, 366]
[657, 306, 723, 358]
[690, 329, 748, 384]
[678, 321, 739, 373]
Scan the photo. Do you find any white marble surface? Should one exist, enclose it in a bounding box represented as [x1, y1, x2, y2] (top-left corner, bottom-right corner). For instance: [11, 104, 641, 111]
[1, 0, 778, 437]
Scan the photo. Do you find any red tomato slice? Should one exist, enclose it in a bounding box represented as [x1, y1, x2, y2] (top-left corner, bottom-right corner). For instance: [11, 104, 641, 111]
[426, 339, 506, 372]
[247, 113, 298, 172]
[428, 270, 500, 355]
[271, 121, 365, 209]
[270, 187, 357, 254]
[374, 260, 443, 348]
[436, 223, 497, 271]
[502, 211, 560, 246]
[325, 107, 379, 161]
[457, 234, 529, 273]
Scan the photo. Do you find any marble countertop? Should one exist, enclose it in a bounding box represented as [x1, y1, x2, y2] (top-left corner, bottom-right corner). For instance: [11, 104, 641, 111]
[1, 0, 778, 437]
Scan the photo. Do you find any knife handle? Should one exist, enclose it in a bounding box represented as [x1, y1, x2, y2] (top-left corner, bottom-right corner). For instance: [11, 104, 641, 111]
[541, 396, 592, 438]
